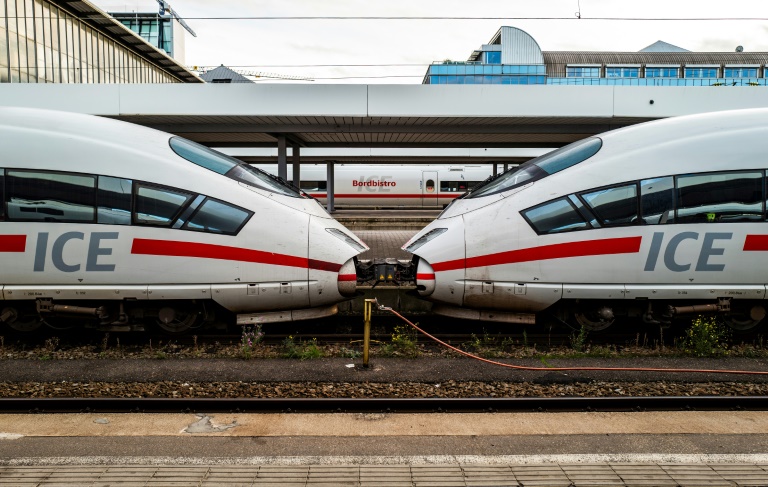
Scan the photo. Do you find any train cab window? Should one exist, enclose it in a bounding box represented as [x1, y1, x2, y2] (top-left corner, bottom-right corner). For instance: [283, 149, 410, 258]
[676, 171, 763, 223]
[522, 197, 589, 234]
[467, 137, 602, 198]
[134, 184, 194, 226]
[170, 137, 303, 198]
[640, 177, 675, 224]
[580, 184, 638, 226]
[6, 170, 96, 222]
[182, 198, 253, 235]
[97, 176, 133, 225]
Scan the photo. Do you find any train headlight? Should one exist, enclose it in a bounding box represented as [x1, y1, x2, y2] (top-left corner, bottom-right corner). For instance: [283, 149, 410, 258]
[326, 228, 367, 252]
[404, 228, 448, 253]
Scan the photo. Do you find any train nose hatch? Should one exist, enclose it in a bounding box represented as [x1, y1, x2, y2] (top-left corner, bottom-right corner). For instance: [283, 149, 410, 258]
[415, 260, 436, 297]
[337, 258, 358, 297]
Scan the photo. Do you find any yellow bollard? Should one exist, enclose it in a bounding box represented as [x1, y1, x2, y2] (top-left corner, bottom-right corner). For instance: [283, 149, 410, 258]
[363, 298, 375, 368]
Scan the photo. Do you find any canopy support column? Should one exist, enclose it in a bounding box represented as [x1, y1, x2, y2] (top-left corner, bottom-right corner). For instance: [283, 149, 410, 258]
[277, 135, 287, 180]
[326, 161, 335, 213]
[292, 145, 301, 188]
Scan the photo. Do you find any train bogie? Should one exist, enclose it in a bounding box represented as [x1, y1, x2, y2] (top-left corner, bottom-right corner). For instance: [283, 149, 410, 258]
[0, 108, 367, 333]
[406, 108, 768, 331]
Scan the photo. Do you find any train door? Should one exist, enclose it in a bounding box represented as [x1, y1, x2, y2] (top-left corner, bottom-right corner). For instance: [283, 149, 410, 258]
[422, 171, 438, 207]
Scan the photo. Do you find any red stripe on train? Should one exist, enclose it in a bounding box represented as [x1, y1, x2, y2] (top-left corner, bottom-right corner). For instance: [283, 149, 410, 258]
[131, 238, 342, 272]
[431, 236, 643, 272]
[338, 274, 357, 281]
[0, 235, 26, 252]
[416, 273, 436, 280]
[744, 235, 768, 251]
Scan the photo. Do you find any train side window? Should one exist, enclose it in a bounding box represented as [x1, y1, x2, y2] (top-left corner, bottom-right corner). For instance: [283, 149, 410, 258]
[183, 198, 253, 236]
[640, 177, 674, 224]
[676, 171, 763, 223]
[0, 170, 4, 220]
[522, 197, 589, 234]
[440, 181, 478, 192]
[134, 184, 194, 226]
[97, 176, 133, 225]
[6, 170, 96, 223]
[580, 183, 638, 226]
[299, 181, 327, 192]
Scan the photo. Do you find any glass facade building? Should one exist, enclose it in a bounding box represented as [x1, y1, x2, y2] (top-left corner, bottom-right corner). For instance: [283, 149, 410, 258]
[1, 0, 199, 83]
[423, 26, 768, 88]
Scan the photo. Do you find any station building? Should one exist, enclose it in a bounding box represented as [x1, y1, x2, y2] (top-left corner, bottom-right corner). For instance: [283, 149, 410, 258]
[423, 26, 768, 86]
[0, 0, 201, 83]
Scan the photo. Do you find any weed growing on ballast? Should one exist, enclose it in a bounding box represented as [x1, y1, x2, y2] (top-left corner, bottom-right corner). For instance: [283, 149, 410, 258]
[239, 325, 264, 359]
[570, 326, 588, 352]
[380, 324, 419, 357]
[683, 315, 731, 357]
[281, 335, 324, 359]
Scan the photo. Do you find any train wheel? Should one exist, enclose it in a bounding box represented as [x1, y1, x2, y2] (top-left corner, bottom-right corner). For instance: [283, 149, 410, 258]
[155, 305, 200, 334]
[1, 306, 44, 333]
[723, 303, 766, 332]
[573, 305, 615, 332]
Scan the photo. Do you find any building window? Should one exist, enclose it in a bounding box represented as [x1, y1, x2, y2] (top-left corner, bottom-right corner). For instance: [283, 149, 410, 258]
[606, 67, 639, 78]
[485, 51, 501, 64]
[724, 67, 758, 78]
[684, 67, 719, 78]
[566, 66, 600, 78]
[645, 67, 679, 78]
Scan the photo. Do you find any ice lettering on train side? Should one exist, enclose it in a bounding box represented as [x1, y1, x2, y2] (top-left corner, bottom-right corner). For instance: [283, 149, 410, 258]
[352, 175, 397, 192]
[33, 232, 119, 272]
[644, 232, 732, 272]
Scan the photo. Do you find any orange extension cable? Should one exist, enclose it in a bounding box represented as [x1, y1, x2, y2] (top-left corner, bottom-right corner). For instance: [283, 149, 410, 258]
[379, 303, 768, 376]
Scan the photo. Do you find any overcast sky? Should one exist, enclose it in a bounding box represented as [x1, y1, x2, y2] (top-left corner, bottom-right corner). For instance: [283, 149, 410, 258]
[95, 0, 768, 83]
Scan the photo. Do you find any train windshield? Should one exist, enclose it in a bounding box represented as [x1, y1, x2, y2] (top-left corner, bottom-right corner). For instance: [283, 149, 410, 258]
[465, 137, 602, 199]
[169, 137, 303, 198]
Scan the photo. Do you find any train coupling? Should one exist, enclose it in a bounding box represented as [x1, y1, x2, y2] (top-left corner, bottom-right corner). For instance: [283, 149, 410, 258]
[355, 258, 415, 287]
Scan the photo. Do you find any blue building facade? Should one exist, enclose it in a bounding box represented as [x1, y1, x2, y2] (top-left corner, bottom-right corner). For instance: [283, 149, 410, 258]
[424, 26, 768, 86]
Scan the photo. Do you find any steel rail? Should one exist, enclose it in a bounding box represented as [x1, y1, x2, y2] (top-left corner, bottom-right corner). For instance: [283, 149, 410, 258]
[2, 396, 768, 414]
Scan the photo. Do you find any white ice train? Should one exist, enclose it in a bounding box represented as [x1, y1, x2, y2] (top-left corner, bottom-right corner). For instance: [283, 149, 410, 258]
[0, 107, 367, 333]
[405, 108, 768, 331]
[254, 164, 496, 208]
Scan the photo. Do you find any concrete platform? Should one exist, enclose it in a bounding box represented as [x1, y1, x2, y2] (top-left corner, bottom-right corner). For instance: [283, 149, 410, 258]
[2, 412, 768, 485]
[2, 461, 768, 486]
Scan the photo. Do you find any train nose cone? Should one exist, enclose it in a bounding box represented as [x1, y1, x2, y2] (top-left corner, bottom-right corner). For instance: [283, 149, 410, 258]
[415, 259, 436, 297]
[337, 258, 358, 297]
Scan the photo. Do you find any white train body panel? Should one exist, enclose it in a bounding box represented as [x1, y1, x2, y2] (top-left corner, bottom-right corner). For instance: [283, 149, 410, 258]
[257, 164, 495, 207]
[405, 108, 768, 320]
[0, 108, 367, 322]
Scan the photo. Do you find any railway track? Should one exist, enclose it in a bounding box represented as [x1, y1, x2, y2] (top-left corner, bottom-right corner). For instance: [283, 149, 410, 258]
[3, 396, 768, 414]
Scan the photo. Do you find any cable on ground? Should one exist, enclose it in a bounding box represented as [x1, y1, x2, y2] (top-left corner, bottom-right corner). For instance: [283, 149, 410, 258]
[375, 300, 768, 376]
